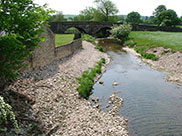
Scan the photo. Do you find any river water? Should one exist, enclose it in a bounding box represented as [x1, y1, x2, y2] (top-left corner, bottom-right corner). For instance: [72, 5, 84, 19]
[91, 41, 182, 136]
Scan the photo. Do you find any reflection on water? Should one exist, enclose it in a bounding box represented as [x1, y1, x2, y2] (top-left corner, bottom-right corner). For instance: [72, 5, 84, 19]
[92, 40, 182, 136]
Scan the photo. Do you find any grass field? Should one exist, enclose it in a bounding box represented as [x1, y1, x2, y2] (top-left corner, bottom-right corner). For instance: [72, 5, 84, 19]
[129, 31, 182, 51]
[55, 34, 74, 46]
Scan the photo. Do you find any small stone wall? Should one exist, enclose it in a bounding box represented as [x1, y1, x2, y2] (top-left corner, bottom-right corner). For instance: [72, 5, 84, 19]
[132, 24, 182, 32]
[30, 27, 55, 69]
[29, 27, 82, 70]
[55, 39, 82, 60]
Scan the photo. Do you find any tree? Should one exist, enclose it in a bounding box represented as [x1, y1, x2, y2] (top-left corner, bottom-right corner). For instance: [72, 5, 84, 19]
[153, 5, 167, 17]
[94, 0, 119, 21]
[156, 9, 180, 26]
[48, 11, 65, 22]
[73, 7, 96, 21]
[126, 11, 141, 24]
[80, 7, 96, 21]
[74, 0, 118, 22]
[0, 0, 52, 78]
[179, 16, 182, 25]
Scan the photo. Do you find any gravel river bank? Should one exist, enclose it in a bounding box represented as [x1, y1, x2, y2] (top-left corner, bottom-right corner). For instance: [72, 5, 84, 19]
[3, 41, 128, 136]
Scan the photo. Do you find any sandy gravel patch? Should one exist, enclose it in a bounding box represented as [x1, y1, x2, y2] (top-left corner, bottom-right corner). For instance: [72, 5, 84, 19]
[3, 41, 128, 136]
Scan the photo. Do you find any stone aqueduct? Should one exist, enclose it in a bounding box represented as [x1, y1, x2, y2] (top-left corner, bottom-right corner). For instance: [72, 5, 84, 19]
[50, 21, 122, 36]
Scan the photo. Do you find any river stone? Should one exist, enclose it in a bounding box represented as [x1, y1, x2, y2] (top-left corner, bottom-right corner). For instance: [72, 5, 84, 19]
[99, 80, 104, 84]
[112, 81, 118, 86]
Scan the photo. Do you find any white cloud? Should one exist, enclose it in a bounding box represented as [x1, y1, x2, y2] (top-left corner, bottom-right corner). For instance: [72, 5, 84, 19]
[33, 0, 182, 16]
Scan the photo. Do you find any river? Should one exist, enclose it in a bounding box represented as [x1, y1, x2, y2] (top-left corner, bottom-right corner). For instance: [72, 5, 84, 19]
[91, 40, 182, 136]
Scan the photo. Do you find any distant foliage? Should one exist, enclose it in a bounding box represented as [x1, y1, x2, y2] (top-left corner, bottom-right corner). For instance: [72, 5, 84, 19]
[77, 58, 106, 99]
[110, 24, 132, 42]
[0, 96, 18, 132]
[152, 5, 180, 26]
[48, 11, 66, 22]
[126, 11, 141, 24]
[0, 0, 52, 78]
[74, 0, 119, 22]
[94, 0, 119, 21]
[156, 9, 180, 26]
[153, 5, 167, 17]
[75, 7, 96, 21]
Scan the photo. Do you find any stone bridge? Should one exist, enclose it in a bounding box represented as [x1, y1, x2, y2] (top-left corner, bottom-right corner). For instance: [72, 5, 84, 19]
[50, 21, 122, 36]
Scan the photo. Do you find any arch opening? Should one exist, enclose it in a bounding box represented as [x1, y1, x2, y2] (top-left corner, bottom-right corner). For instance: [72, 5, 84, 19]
[95, 27, 112, 38]
[65, 27, 87, 34]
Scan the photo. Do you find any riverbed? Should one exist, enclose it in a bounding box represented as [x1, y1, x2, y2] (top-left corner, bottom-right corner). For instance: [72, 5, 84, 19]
[92, 41, 182, 136]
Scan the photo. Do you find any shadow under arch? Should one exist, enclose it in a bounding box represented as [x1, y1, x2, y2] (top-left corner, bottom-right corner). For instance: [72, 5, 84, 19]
[95, 27, 112, 38]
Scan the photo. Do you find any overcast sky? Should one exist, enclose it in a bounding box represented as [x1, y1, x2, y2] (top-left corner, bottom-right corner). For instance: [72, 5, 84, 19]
[33, 0, 182, 17]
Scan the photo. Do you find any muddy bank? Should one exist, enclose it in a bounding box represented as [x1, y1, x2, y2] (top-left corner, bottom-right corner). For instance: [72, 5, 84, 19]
[3, 41, 128, 136]
[123, 47, 182, 84]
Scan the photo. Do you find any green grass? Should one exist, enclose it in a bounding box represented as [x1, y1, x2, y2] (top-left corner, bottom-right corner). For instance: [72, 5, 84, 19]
[129, 31, 182, 51]
[55, 34, 74, 46]
[77, 58, 106, 99]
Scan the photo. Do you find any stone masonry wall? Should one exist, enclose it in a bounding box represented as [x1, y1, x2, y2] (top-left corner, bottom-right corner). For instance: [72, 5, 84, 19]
[55, 39, 82, 60]
[132, 24, 182, 32]
[30, 27, 55, 70]
[30, 27, 82, 70]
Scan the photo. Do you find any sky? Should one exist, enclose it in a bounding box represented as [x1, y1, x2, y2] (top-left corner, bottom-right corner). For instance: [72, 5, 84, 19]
[33, 0, 182, 17]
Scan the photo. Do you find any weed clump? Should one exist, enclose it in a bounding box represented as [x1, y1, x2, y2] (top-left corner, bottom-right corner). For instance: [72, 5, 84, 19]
[135, 47, 158, 61]
[96, 45, 104, 52]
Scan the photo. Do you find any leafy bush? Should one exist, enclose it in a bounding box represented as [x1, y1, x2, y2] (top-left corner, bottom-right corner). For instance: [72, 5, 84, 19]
[77, 58, 106, 99]
[0, 96, 18, 132]
[110, 24, 132, 42]
[135, 47, 158, 61]
[0, 0, 52, 78]
[96, 45, 104, 52]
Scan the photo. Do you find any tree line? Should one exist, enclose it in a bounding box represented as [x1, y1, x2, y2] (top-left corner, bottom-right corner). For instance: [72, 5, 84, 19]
[49, 1, 182, 27]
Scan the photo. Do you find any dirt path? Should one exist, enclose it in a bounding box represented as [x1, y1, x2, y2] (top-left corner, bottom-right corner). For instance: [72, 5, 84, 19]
[4, 41, 128, 136]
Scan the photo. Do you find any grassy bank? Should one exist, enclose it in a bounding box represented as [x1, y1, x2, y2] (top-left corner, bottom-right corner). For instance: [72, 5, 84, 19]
[55, 34, 74, 47]
[129, 31, 182, 51]
[125, 31, 182, 60]
[77, 58, 106, 99]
